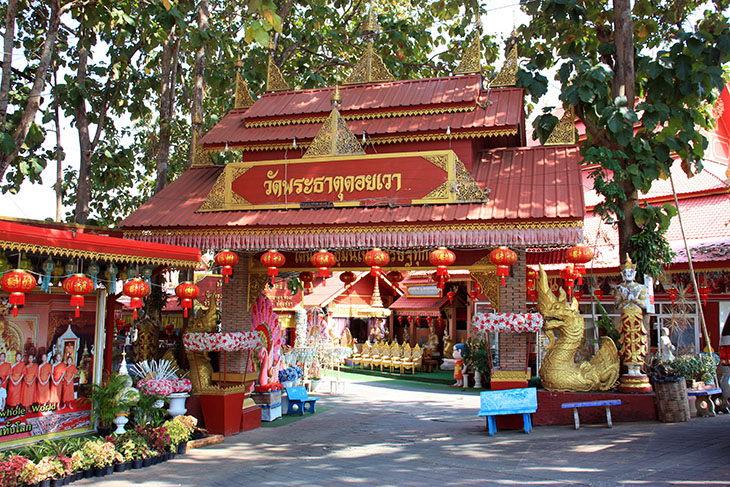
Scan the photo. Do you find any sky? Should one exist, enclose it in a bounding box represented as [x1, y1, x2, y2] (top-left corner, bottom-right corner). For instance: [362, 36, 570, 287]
[0, 0, 532, 223]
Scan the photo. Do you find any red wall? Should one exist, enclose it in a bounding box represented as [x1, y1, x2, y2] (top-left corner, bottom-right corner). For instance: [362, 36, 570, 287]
[534, 390, 657, 426]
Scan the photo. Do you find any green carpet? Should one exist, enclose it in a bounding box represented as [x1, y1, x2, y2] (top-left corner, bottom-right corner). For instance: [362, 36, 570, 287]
[322, 369, 482, 394]
[261, 407, 332, 427]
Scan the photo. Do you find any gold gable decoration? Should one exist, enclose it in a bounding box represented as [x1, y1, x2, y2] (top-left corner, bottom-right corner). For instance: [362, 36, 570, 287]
[303, 102, 365, 158]
[191, 128, 214, 166]
[421, 153, 489, 203]
[544, 106, 577, 146]
[491, 45, 518, 87]
[266, 55, 291, 92]
[234, 73, 255, 109]
[454, 35, 482, 75]
[343, 42, 395, 85]
[362, 7, 381, 35]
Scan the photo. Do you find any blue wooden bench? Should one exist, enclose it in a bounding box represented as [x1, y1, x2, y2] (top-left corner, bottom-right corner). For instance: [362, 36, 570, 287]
[285, 386, 318, 416]
[561, 400, 621, 429]
[478, 388, 537, 436]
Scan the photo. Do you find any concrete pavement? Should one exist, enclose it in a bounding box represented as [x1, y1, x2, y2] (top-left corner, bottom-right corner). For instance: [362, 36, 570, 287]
[76, 378, 730, 486]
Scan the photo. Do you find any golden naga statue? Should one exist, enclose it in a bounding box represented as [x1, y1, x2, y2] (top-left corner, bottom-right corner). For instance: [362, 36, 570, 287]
[537, 266, 619, 392]
[184, 300, 218, 393]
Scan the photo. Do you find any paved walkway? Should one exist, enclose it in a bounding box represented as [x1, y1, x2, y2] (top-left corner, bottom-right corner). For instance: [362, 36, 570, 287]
[77, 378, 730, 486]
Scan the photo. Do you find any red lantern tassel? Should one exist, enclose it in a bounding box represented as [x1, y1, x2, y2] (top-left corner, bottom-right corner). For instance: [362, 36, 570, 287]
[12, 306, 18, 317]
[75, 307, 80, 318]
[70, 295, 84, 308]
[318, 268, 330, 278]
[133, 309, 138, 320]
[222, 266, 233, 284]
[9, 293, 25, 306]
[436, 266, 448, 277]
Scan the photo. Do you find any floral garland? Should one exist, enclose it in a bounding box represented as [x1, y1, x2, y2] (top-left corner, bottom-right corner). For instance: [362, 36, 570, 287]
[183, 332, 260, 352]
[138, 378, 192, 396]
[471, 312, 543, 338]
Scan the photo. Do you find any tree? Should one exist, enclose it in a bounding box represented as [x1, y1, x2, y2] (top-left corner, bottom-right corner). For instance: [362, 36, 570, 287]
[516, 0, 730, 277]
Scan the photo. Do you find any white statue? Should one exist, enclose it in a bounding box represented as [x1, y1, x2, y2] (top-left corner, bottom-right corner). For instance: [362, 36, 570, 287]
[659, 327, 676, 362]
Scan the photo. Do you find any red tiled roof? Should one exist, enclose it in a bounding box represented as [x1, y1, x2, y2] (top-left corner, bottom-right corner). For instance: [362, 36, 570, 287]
[199, 78, 523, 147]
[120, 147, 584, 246]
[389, 295, 448, 317]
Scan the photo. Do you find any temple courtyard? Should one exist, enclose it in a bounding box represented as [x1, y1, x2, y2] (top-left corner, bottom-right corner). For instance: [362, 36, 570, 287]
[75, 378, 730, 487]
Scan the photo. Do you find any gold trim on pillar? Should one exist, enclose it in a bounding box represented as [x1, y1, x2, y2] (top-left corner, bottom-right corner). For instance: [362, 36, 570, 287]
[247, 272, 270, 311]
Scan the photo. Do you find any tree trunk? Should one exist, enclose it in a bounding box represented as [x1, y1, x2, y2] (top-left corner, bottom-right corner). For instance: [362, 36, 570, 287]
[0, 0, 60, 180]
[53, 67, 63, 222]
[613, 0, 635, 107]
[154, 29, 177, 195]
[613, 0, 636, 266]
[73, 41, 93, 224]
[0, 0, 18, 126]
[189, 0, 209, 167]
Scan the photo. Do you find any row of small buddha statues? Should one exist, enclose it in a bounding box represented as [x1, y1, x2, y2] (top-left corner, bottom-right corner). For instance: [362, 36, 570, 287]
[351, 341, 423, 374]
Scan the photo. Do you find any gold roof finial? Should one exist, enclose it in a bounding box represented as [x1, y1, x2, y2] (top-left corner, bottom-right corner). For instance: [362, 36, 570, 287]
[491, 44, 518, 87]
[191, 128, 214, 166]
[331, 84, 342, 106]
[303, 86, 364, 158]
[454, 31, 482, 75]
[370, 275, 384, 308]
[344, 42, 395, 85]
[362, 6, 381, 36]
[544, 106, 577, 146]
[266, 37, 291, 92]
[233, 57, 255, 109]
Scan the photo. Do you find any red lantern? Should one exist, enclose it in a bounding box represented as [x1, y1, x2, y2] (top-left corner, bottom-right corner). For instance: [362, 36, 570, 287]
[573, 290, 584, 301]
[62, 274, 95, 318]
[398, 316, 404, 325]
[115, 319, 126, 334]
[299, 271, 315, 292]
[311, 250, 337, 281]
[489, 246, 517, 287]
[429, 247, 456, 289]
[560, 265, 579, 298]
[593, 288, 604, 301]
[215, 250, 239, 284]
[165, 324, 175, 336]
[363, 248, 390, 277]
[339, 271, 357, 291]
[175, 281, 200, 318]
[565, 244, 594, 286]
[469, 279, 482, 301]
[123, 277, 151, 320]
[666, 287, 678, 305]
[1, 269, 36, 317]
[260, 250, 285, 286]
[446, 290, 456, 304]
[386, 270, 404, 296]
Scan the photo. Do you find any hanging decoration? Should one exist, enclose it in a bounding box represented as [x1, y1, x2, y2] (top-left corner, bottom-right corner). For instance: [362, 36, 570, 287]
[699, 282, 710, 306]
[140, 265, 155, 284]
[565, 244, 594, 286]
[489, 246, 517, 287]
[339, 271, 357, 291]
[124, 277, 152, 320]
[311, 249, 336, 280]
[429, 247, 456, 289]
[215, 250, 239, 284]
[1, 269, 37, 317]
[560, 265, 579, 299]
[298, 271, 315, 293]
[0, 254, 10, 272]
[175, 281, 200, 318]
[526, 267, 538, 302]
[62, 274, 95, 318]
[469, 278, 482, 302]
[20, 254, 32, 271]
[126, 267, 138, 279]
[64, 261, 77, 276]
[363, 248, 390, 277]
[593, 288, 604, 301]
[260, 250, 286, 285]
[446, 289, 456, 304]
[88, 261, 100, 289]
[386, 270, 404, 296]
[41, 257, 55, 293]
[106, 262, 119, 295]
[472, 312, 543, 337]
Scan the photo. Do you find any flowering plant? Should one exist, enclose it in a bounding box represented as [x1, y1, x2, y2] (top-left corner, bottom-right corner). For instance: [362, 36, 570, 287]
[136, 425, 172, 454]
[254, 382, 283, 392]
[472, 312, 543, 338]
[162, 417, 193, 446]
[36, 456, 65, 480]
[0, 455, 30, 487]
[278, 366, 303, 383]
[79, 440, 117, 468]
[18, 460, 40, 486]
[70, 450, 92, 472]
[183, 332, 260, 352]
[137, 379, 174, 397]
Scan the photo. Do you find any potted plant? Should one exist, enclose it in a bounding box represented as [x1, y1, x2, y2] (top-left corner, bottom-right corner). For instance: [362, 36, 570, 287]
[85, 373, 138, 436]
[0, 455, 31, 487]
[278, 366, 303, 388]
[36, 456, 65, 487]
[463, 341, 492, 388]
[670, 353, 718, 389]
[18, 460, 40, 487]
[136, 425, 172, 462]
[79, 439, 117, 477]
[70, 448, 93, 479]
[163, 416, 194, 454]
[648, 357, 691, 422]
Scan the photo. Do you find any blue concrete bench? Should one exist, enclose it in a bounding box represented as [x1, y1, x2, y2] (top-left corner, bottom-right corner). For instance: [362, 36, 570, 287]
[285, 386, 318, 416]
[687, 387, 723, 417]
[478, 388, 537, 436]
[561, 400, 621, 429]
